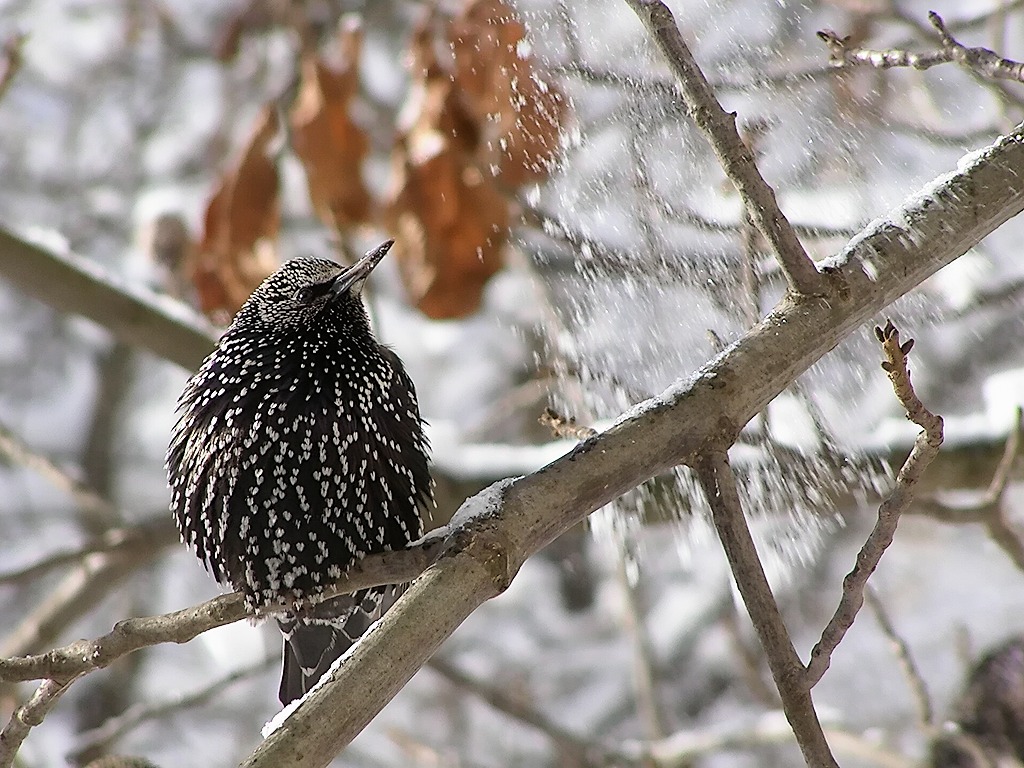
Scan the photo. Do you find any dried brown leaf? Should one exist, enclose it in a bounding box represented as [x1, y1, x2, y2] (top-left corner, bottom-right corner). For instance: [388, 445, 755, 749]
[195, 105, 280, 319]
[448, 0, 566, 185]
[290, 20, 371, 230]
[386, 13, 507, 318]
[390, 137, 508, 319]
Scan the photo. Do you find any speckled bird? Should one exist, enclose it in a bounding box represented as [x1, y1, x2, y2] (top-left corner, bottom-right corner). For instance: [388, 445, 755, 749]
[166, 240, 432, 704]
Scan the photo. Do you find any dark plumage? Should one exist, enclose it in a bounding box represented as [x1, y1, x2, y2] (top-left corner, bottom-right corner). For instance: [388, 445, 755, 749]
[166, 241, 432, 704]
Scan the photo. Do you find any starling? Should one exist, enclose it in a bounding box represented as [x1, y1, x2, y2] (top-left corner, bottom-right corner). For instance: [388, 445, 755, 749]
[166, 240, 432, 704]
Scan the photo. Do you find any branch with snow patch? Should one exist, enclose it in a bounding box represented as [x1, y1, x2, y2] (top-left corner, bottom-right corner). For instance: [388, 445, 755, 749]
[236, 124, 1024, 768]
[624, 0, 826, 297]
[819, 12, 1024, 83]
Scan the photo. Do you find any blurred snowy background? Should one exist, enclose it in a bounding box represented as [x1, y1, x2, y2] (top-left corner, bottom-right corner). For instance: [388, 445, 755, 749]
[1, 0, 1024, 766]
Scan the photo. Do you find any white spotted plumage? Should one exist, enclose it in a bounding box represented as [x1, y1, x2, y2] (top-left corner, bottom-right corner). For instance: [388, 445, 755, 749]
[166, 251, 431, 704]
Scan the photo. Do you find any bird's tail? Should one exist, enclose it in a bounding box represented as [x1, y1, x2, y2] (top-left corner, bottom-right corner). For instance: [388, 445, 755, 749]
[276, 587, 402, 705]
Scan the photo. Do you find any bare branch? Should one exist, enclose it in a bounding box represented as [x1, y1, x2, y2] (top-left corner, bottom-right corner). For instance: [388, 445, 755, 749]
[0, 534, 446, 683]
[613, 545, 667, 742]
[624, 0, 826, 296]
[0, 677, 78, 768]
[865, 588, 934, 729]
[818, 12, 1024, 82]
[69, 655, 276, 762]
[0, 225, 215, 371]
[694, 450, 838, 768]
[0, 539, 174, 659]
[0, 517, 176, 587]
[0, 418, 118, 529]
[805, 321, 944, 687]
[632, 714, 916, 768]
[428, 656, 609, 766]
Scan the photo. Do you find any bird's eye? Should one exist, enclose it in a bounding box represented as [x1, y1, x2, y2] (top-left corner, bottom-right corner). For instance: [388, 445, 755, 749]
[293, 286, 315, 304]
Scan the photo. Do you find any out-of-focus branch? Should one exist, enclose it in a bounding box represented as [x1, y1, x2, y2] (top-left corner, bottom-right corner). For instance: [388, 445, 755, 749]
[0, 32, 25, 102]
[0, 517, 175, 587]
[0, 418, 117, 530]
[805, 322, 943, 686]
[911, 407, 1024, 571]
[819, 12, 1024, 83]
[0, 225, 215, 371]
[428, 656, 605, 766]
[624, 0, 825, 296]
[630, 713, 915, 768]
[0, 530, 176, 659]
[865, 588, 934, 729]
[694, 450, 838, 768]
[0, 418, 177, 657]
[68, 655, 276, 763]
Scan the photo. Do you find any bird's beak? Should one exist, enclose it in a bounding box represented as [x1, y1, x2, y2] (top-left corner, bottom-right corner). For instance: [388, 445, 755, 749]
[330, 239, 394, 297]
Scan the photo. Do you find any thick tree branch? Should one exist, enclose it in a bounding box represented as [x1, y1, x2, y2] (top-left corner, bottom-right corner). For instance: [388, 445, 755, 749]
[0, 226, 215, 370]
[625, 0, 826, 296]
[805, 322, 943, 686]
[239, 124, 1024, 768]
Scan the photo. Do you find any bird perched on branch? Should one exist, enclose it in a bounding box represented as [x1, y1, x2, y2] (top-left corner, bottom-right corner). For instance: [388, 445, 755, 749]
[166, 240, 432, 704]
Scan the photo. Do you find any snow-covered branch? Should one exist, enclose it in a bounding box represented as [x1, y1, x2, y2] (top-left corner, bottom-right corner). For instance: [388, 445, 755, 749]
[241, 124, 1024, 768]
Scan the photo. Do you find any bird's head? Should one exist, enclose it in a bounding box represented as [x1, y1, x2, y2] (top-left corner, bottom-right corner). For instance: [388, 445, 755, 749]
[239, 240, 393, 329]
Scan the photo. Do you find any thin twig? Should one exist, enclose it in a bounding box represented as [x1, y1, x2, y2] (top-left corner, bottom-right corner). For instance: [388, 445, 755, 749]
[624, 0, 825, 296]
[805, 321, 943, 687]
[0, 676, 79, 768]
[694, 450, 839, 768]
[613, 545, 667, 743]
[864, 587, 934, 729]
[819, 12, 1024, 82]
[0, 533, 448, 683]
